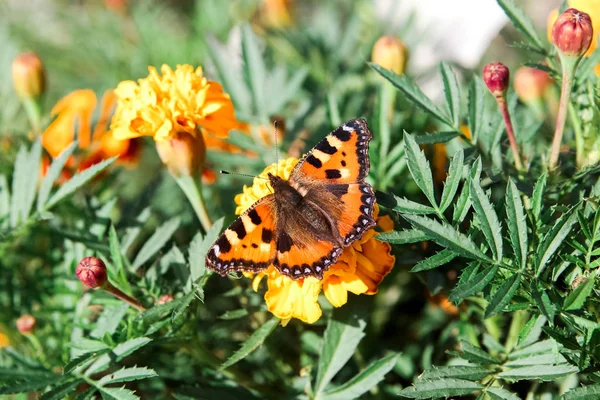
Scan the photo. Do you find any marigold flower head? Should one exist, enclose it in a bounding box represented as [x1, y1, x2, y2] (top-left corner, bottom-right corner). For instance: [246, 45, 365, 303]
[236, 158, 395, 325]
[0, 332, 9, 348]
[111, 64, 241, 143]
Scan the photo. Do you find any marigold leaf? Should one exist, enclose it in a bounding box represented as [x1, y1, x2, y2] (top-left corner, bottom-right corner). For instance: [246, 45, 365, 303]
[440, 62, 460, 128]
[37, 142, 77, 212]
[452, 158, 482, 224]
[486, 387, 521, 400]
[399, 378, 483, 399]
[97, 386, 139, 400]
[420, 365, 495, 381]
[63, 349, 110, 374]
[498, 364, 578, 381]
[455, 340, 499, 365]
[220, 317, 279, 371]
[188, 217, 224, 283]
[37, 379, 82, 400]
[322, 353, 398, 400]
[132, 217, 180, 271]
[171, 289, 197, 323]
[563, 270, 597, 311]
[439, 150, 463, 212]
[90, 303, 129, 339]
[413, 131, 460, 145]
[561, 384, 600, 399]
[0, 174, 10, 223]
[467, 77, 485, 142]
[97, 366, 158, 385]
[411, 249, 458, 272]
[496, 0, 545, 52]
[85, 337, 152, 376]
[403, 132, 436, 206]
[11, 141, 41, 227]
[450, 264, 499, 305]
[531, 173, 547, 222]
[391, 196, 436, 215]
[108, 225, 131, 294]
[505, 179, 528, 268]
[0, 376, 68, 395]
[241, 24, 267, 120]
[484, 274, 520, 318]
[377, 229, 429, 244]
[536, 205, 579, 276]
[470, 180, 503, 262]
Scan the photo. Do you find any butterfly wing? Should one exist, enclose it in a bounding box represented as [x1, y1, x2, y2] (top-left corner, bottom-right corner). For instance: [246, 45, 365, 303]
[206, 195, 276, 276]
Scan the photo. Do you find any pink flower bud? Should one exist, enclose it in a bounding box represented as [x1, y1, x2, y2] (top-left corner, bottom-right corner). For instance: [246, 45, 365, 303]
[483, 62, 510, 97]
[16, 314, 36, 334]
[514, 66, 553, 103]
[76, 257, 108, 289]
[552, 8, 593, 58]
[156, 294, 174, 305]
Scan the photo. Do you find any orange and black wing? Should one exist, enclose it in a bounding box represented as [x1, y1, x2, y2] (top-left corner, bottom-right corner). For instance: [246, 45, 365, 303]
[206, 196, 276, 276]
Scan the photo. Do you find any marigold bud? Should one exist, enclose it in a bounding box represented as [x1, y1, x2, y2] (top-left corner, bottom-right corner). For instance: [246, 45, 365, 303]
[16, 314, 36, 334]
[371, 36, 407, 75]
[156, 294, 174, 305]
[12, 52, 47, 100]
[514, 66, 553, 103]
[155, 132, 206, 178]
[483, 62, 510, 97]
[552, 8, 593, 58]
[260, 0, 293, 28]
[76, 257, 108, 289]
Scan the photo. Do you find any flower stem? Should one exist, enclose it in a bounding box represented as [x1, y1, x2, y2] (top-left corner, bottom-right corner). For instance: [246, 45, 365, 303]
[549, 56, 578, 170]
[175, 174, 213, 232]
[495, 96, 524, 171]
[104, 282, 146, 311]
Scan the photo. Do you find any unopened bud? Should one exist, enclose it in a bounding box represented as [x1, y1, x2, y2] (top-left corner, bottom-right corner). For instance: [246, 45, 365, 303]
[155, 132, 206, 178]
[260, 0, 293, 28]
[16, 314, 36, 334]
[371, 36, 407, 75]
[12, 52, 47, 100]
[76, 257, 108, 289]
[483, 62, 510, 97]
[514, 66, 553, 103]
[552, 8, 593, 58]
[156, 294, 174, 305]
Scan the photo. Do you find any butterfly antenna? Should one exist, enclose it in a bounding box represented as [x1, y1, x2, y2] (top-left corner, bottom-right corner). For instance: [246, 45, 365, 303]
[273, 120, 279, 176]
[220, 170, 268, 180]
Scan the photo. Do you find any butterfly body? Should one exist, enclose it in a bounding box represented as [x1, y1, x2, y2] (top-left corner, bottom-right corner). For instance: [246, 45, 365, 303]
[206, 119, 376, 280]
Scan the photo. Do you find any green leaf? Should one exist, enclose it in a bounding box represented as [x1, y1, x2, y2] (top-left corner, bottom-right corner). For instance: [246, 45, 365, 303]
[63, 349, 110, 374]
[439, 150, 464, 212]
[413, 131, 460, 145]
[450, 264, 499, 304]
[369, 63, 452, 126]
[532, 285, 556, 322]
[108, 225, 131, 294]
[220, 317, 279, 370]
[505, 179, 528, 268]
[403, 132, 436, 206]
[467, 77, 485, 142]
[97, 366, 158, 385]
[188, 217, 224, 283]
[562, 384, 600, 399]
[37, 379, 82, 400]
[0, 376, 67, 394]
[391, 196, 436, 215]
[322, 353, 398, 400]
[10, 141, 42, 227]
[470, 180, 503, 262]
[486, 387, 520, 400]
[403, 214, 491, 262]
[563, 271, 597, 311]
[536, 206, 579, 276]
[219, 309, 250, 320]
[241, 24, 266, 120]
[98, 386, 139, 400]
[531, 173, 547, 222]
[171, 289, 197, 322]
[90, 303, 129, 339]
[314, 310, 367, 395]
[45, 157, 117, 210]
[399, 379, 483, 399]
[496, 0, 545, 51]
[420, 365, 494, 381]
[74, 388, 97, 400]
[498, 364, 578, 381]
[440, 62, 460, 127]
[484, 274, 520, 318]
[36, 142, 77, 211]
[453, 158, 482, 224]
[132, 217, 180, 270]
[377, 229, 429, 244]
[411, 249, 458, 272]
[0, 174, 10, 221]
[455, 340, 499, 364]
[85, 337, 152, 375]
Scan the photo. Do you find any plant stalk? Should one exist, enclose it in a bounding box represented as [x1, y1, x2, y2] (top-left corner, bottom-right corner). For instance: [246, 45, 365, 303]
[495, 96, 524, 171]
[175, 174, 213, 232]
[549, 56, 578, 170]
[104, 282, 146, 311]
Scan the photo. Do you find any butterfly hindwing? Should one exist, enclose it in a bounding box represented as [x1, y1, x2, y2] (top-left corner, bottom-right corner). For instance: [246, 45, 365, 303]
[290, 119, 371, 185]
[328, 183, 377, 246]
[206, 196, 276, 276]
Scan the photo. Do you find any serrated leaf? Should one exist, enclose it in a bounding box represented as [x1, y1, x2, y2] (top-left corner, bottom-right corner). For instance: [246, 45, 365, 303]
[241, 24, 266, 120]
[510, 339, 554, 359]
[85, 337, 152, 375]
[98, 386, 139, 400]
[403, 214, 491, 262]
[505, 179, 528, 268]
[45, 157, 117, 210]
[399, 378, 483, 399]
[440, 62, 460, 127]
[108, 225, 131, 294]
[0, 376, 67, 394]
[467, 77, 485, 142]
[37, 142, 77, 211]
[0, 174, 10, 222]
[74, 388, 97, 400]
[420, 365, 494, 381]
[322, 353, 398, 400]
[132, 217, 180, 270]
[505, 353, 567, 367]
[532, 173, 547, 222]
[188, 217, 224, 283]
[496, 0, 545, 51]
[413, 131, 459, 145]
[411, 249, 458, 272]
[37, 379, 82, 400]
[517, 315, 547, 348]
[314, 310, 367, 395]
[470, 180, 503, 262]
[498, 364, 578, 381]
[90, 303, 129, 339]
[376, 229, 429, 244]
[21, 139, 41, 223]
[439, 150, 463, 212]
[486, 387, 520, 400]
[171, 289, 197, 322]
[562, 384, 600, 399]
[392, 196, 436, 214]
[10, 145, 30, 227]
[403, 132, 436, 206]
[63, 349, 110, 374]
[220, 317, 279, 370]
[369, 63, 452, 126]
[219, 309, 250, 320]
[450, 264, 499, 304]
[136, 297, 181, 323]
[485, 274, 520, 318]
[563, 271, 597, 311]
[536, 206, 579, 276]
[98, 366, 158, 385]
[456, 340, 499, 364]
[532, 285, 556, 322]
[453, 158, 482, 224]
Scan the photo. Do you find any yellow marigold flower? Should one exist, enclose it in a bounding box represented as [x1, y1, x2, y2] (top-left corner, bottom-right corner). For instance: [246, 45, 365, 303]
[236, 158, 395, 325]
[0, 332, 9, 348]
[111, 64, 241, 143]
[548, 2, 600, 56]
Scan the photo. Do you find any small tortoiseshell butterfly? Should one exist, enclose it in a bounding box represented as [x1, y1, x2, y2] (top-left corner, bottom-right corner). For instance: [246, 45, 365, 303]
[205, 118, 376, 280]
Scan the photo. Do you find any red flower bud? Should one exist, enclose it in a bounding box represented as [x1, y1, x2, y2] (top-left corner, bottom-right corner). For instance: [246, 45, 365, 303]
[552, 8, 593, 58]
[483, 62, 510, 97]
[12, 52, 47, 101]
[156, 294, 174, 305]
[76, 257, 108, 289]
[514, 66, 553, 103]
[16, 314, 36, 334]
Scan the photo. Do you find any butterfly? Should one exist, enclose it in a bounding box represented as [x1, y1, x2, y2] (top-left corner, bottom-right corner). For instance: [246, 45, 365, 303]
[205, 118, 376, 280]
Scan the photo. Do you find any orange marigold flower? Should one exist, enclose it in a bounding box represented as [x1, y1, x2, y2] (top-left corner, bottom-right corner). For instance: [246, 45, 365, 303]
[237, 158, 395, 325]
[0, 332, 9, 348]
